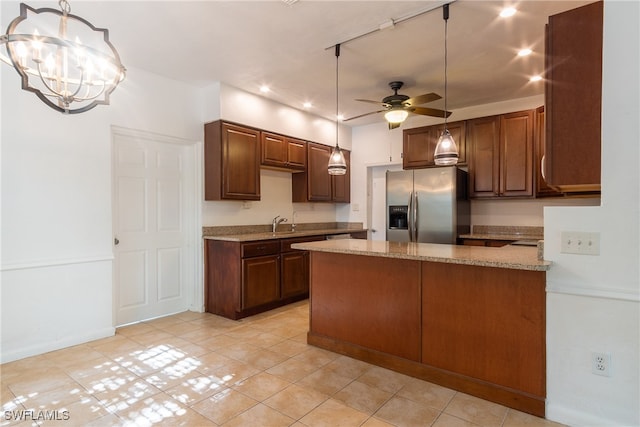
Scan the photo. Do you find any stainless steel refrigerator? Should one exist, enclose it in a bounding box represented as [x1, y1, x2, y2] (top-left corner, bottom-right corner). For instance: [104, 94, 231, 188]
[386, 166, 470, 244]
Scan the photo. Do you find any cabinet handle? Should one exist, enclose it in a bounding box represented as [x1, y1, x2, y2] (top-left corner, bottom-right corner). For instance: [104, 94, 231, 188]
[541, 155, 547, 181]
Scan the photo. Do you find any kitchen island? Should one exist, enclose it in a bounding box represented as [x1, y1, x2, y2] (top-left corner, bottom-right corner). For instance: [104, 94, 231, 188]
[291, 239, 550, 417]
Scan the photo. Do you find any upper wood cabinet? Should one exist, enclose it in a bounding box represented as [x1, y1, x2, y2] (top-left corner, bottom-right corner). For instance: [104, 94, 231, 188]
[468, 110, 534, 198]
[402, 121, 467, 169]
[544, 1, 602, 193]
[534, 107, 562, 197]
[204, 121, 260, 201]
[292, 142, 350, 202]
[261, 132, 306, 171]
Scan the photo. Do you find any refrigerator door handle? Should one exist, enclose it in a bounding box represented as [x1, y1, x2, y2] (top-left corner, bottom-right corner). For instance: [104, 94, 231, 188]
[407, 192, 413, 241]
[414, 192, 419, 242]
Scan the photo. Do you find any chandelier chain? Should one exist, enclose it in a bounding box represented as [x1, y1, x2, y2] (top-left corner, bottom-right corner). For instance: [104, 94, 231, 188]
[59, 0, 71, 15]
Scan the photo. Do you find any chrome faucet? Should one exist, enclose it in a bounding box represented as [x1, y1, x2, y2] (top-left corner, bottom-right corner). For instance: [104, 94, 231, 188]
[272, 215, 287, 233]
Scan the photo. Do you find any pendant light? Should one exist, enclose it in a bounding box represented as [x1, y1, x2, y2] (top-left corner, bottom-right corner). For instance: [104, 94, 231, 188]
[328, 43, 347, 175]
[434, 3, 459, 166]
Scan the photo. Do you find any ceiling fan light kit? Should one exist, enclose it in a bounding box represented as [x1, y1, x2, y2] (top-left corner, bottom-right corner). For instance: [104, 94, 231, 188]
[328, 43, 347, 176]
[434, 3, 459, 166]
[0, 0, 125, 114]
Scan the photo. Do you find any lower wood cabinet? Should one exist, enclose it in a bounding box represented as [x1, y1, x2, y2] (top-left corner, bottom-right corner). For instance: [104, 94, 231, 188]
[206, 236, 325, 319]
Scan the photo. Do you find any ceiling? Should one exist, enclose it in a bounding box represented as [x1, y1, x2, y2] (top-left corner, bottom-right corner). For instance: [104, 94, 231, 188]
[3, 0, 593, 126]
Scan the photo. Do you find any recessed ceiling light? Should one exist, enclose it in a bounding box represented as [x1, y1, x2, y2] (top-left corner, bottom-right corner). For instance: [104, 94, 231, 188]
[518, 48, 533, 57]
[260, 85, 270, 93]
[500, 7, 517, 18]
[530, 75, 543, 82]
[303, 102, 312, 108]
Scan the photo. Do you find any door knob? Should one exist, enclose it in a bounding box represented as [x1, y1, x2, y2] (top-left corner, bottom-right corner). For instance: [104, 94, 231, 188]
[114, 237, 120, 245]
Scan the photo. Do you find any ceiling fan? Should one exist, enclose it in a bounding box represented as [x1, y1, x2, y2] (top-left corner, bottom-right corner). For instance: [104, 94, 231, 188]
[344, 81, 451, 129]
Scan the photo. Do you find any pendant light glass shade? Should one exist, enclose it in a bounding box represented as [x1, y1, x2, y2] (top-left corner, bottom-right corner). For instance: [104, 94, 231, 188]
[328, 145, 347, 175]
[433, 4, 458, 165]
[434, 129, 459, 165]
[384, 108, 409, 124]
[328, 43, 347, 175]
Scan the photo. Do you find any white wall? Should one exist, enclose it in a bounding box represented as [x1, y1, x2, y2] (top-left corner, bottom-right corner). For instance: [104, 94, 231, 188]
[0, 39, 203, 362]
[201, 83, 351, 227]
[543, 2, 640, 425]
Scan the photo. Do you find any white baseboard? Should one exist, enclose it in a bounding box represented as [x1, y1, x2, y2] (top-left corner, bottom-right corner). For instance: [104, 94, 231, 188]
[546, 402, 639, 427]
[1, 326, 115, 364]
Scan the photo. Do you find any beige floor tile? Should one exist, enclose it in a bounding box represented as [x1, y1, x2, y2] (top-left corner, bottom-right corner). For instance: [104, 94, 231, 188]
[361, 417, 395, 427]
[114, 392, 217, 426]
[432, 412, 480, 427]
[232, 372, 290, 401]
[267, 339, 309, 358]
[374, 395, 440, 427]
[215, 342, 261, 361]
[357, 366, 413, 394]
[222, 326, 264, 341]
[43, 345, 104, 368]
[332, 380, 393, 415]
[265, 358, 319, 383]
[230, 348, 289, 371]
[1, 356, 56, 380]
[20, 384, 93, 412]
[191, 389, 257, 425]
[143, 315, 186, 329]
[143, 364, 202, 391]
[299, 398, 369, 427]
[164, 374, 227, 406]
[248, 332, 286, 349]
[174, 310, 211, 322]
[40, 396, 109, 426]
[181, 327, 224, 344]
[128, 330, 175, 348]
[396, 376, 456, 411]
[209, 360, 260, 388]
[82, 413, 125, 426]
[223, 403, 295, 427]
[503, 409, 566, 427]
[73, 364, 138, 395]
[93, 377, 162, 412]
[193, 352, 234, 376]
[322, 356, 372, 381]
[63, 357, 127, 383]
[291, 347, 338, 370]
[116, 322, 158, 338]
[6, 368, 78, 398]
[296, 367, 353, 397]
[161, 321, 206, 337]
[444, 393, 508, 427]
[263, 383, 328, 420]
[200, 334, 242, 351]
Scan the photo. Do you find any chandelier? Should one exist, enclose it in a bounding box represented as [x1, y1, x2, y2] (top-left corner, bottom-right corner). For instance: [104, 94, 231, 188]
[0, 0, 126, 114]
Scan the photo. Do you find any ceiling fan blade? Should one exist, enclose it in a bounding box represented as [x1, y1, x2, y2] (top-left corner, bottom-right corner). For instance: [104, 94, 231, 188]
[344, 110, 386, 121]
[404, 92, 441, 106]
[410, 106, 452, 118]
[355, 99, 389, 106]
[388, 122, 401, 130]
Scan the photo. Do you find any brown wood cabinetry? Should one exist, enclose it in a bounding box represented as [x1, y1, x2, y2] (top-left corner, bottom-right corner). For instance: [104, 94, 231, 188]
[534, 107, 562, 197]
[261, 132, 306, 171]
[468, 110, 534, 198]
[544, 1, 602, 193]
[292, 142, 351, 202]
[461, 239, 512, 247]
[206, 235, 327, 319]
[402, 121, 467, 169]
[204, 121, 261, 201]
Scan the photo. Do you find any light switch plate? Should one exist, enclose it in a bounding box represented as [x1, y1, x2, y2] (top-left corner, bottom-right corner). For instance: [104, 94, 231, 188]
[560, 231, 600, 255]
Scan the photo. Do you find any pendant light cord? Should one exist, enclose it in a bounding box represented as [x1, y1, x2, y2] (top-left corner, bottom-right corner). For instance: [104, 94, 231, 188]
[443, 4, 449, 129]
[335, 43, 340, 148]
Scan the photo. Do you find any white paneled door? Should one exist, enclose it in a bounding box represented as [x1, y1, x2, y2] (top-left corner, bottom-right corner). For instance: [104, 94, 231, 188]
[113, 129, 196, 326]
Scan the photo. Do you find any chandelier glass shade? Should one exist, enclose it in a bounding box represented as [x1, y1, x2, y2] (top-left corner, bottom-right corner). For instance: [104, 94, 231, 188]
[328, 43, 347, 176]
[433, 3, 459, 166]
[0, 1, 126, 114]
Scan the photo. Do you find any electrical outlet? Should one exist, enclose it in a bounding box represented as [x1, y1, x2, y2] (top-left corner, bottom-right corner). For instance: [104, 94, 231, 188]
[560, 231, 600, 255]
[592, 352, 611, 377]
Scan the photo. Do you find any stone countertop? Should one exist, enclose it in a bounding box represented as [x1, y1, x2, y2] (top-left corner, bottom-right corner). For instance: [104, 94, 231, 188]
[204, 228, 366, 242]
[291, 239, 551, 271]
[459, 225, 543, 242]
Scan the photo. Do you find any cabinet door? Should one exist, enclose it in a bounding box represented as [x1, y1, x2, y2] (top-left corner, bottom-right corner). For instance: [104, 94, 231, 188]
[545, 1, 602, 192]
[403, 126, 436, 169]
[332, 150, 350, 202]
[306, 143, 333, 201]
[468, 116, 500, 198]
[222, 123, 261, 200]
[281, 251, 309, 298]
[286, 138, 307, 170]
[534, 107, 562, 197]
[500, 110, 534, 197]
[242, 255, 280, 309]
[261, 132, 287, 168]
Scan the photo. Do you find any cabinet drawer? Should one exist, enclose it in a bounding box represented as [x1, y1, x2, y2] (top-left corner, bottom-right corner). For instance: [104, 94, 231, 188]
[242, 241, 280, 258]
[280, 235, 326, 253]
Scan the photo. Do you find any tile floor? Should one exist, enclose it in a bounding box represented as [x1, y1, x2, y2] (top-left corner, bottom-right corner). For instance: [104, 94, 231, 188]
[1, 301, 564, 427]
